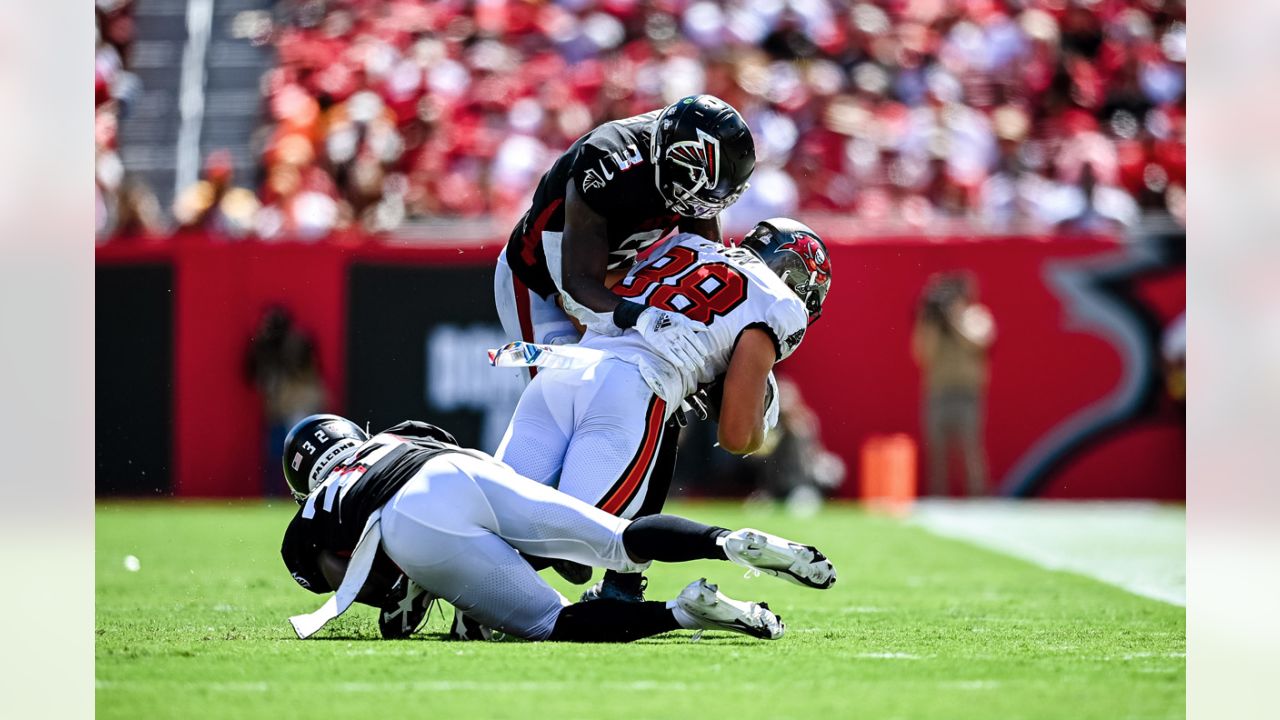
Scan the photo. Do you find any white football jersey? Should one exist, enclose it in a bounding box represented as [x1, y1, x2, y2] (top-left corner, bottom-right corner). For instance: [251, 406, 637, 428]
[580, 233, 809, 404]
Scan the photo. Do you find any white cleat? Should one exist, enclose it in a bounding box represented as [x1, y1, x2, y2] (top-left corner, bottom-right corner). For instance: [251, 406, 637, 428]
[674, 579, 784, 640]
[720, 528, 837, 589]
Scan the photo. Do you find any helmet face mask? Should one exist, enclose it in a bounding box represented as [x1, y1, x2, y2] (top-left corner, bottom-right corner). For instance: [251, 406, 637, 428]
[741, 218, 833, 326]
[651, 95, 755, 218]
[664, 178, 748, 219]
[282, 414, 370, 503]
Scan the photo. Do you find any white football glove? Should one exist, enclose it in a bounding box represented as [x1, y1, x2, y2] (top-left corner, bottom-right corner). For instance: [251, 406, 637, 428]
[762, 371, 780, 433]
[634, 306, 710, 370]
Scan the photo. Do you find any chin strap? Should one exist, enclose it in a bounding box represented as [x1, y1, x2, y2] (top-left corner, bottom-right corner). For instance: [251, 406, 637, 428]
[289, 509, 383, 639]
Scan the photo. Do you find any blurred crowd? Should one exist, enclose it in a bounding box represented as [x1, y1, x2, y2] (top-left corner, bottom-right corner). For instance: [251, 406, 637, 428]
[97, 0, 167, 239]
[98, 0, 1186, 241]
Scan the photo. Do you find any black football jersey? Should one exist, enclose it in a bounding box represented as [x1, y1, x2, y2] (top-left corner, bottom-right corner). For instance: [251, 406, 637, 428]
[504, 111, 682, 298]
[280, 421, 462, 594]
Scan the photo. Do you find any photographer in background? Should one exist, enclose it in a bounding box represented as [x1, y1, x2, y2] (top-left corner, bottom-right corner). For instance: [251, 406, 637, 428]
[911, 272, 996, 497]
[245, 307, 329, 495]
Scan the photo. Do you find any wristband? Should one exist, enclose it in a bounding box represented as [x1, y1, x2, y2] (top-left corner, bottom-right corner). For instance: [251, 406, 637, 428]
[613, 300, 647, 329]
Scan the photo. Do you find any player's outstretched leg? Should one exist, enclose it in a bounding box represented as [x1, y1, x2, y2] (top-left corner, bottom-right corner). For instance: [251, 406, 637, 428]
[718, 528, 838, 590]
[469, 456, 835, 591]
[547, 579, 783, 642]
[621, 515, 837, 590]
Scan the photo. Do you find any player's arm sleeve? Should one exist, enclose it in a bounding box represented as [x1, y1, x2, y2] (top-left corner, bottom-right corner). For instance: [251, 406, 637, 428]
[568, 141, 617, 216]
[764, 297, 811, 361]
[280, 511, 332, 595]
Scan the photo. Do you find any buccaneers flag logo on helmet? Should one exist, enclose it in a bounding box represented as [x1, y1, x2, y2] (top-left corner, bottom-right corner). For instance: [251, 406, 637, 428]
[777, 232, 832, 291]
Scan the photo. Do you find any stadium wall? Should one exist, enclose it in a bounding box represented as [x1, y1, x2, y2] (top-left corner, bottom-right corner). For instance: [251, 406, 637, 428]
[95, 232, 1184, 500]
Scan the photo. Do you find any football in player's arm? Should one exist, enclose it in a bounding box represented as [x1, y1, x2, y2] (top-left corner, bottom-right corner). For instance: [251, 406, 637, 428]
[497, 218, 834, 530]
[557, 255, 780, 456]
[557, 99, 754, 369]
[493, 94, 755, 603]
[560, 184, 708, 369]
[496, 94, 755, 370]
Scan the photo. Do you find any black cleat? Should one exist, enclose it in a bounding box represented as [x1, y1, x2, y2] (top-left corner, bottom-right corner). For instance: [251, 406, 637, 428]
[449, 608, 493, 641]
[580, 572, 647, 603]
[378, 575, 432, 639]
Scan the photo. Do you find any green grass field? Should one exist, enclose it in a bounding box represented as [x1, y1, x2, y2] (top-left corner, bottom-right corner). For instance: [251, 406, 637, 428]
[97, 501, 1184, 719]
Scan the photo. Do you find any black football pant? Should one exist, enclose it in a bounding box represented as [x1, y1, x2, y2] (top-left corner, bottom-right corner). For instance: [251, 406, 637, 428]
[547, 514, 728, 642]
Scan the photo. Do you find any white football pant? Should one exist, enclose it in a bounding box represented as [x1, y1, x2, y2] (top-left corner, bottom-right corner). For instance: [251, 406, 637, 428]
[379, 452, 647, 640]
[496, 358, 676, 519]
[493, 251, 581, 383]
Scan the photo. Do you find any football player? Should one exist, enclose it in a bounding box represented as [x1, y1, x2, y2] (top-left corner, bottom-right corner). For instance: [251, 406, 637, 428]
[494, 93, 754, 369]
[494, 218, 833, 600]
[492, 93, 756, 601]
[280, 414, 835, 643]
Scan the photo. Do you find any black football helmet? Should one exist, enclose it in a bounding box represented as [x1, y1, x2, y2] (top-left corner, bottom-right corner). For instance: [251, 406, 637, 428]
[651, 95, 755, 219]
[282, 414, 369, 502]
[741, 218, 833, 325]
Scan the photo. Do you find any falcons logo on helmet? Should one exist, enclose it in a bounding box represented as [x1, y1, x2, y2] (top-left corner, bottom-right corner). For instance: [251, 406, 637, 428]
[667, 128, 721, 187]
[778, 233, 832, 289]
[581, 169, 607, 192]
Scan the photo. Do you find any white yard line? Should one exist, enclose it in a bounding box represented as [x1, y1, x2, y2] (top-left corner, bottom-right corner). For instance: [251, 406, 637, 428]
[910, 500, 1185, 606]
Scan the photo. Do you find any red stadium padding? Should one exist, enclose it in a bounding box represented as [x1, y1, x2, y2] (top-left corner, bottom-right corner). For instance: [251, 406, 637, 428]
[96, 232, 1183, 499]
[779, 234, 1184, 500]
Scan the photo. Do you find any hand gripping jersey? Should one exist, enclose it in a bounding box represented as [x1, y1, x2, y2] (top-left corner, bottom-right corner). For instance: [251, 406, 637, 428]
[280, 421, 467, 594]
[580, 233, 810, 404]
[504, 111, 682, 299]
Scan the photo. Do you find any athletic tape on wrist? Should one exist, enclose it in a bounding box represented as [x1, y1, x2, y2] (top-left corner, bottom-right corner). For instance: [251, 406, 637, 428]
[613, 300, 647, 329]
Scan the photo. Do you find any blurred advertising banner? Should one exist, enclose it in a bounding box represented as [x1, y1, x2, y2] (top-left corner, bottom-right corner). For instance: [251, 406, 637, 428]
[347, 263, 522, 455]
[95, 232, 1183, 499]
